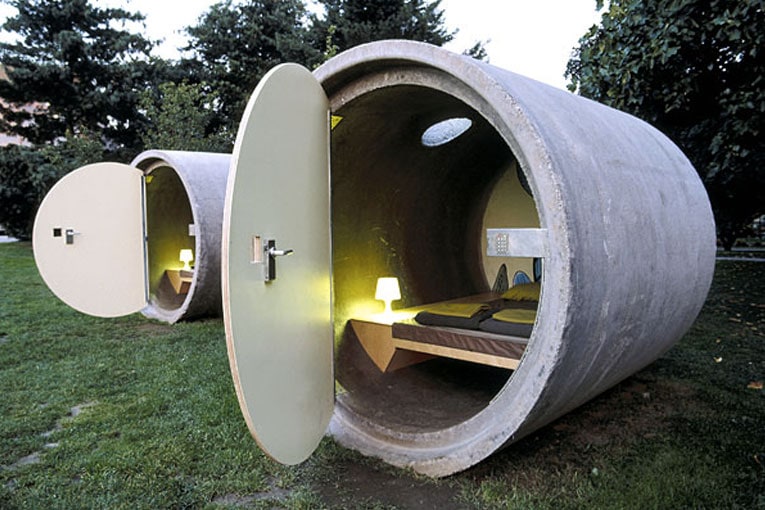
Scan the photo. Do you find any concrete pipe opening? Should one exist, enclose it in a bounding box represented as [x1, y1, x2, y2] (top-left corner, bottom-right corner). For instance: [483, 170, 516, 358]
[315, 41, 716, 477]
[330, 85, 539, 431]
[131, 150, 230, 324]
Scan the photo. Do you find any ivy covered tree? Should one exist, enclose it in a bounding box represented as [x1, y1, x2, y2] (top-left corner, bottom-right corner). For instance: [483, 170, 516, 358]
[566, 0, 764, 248]
[311, 0, 454, 55]
[182, 0, 321, 135]
[0, 0, 164, 152]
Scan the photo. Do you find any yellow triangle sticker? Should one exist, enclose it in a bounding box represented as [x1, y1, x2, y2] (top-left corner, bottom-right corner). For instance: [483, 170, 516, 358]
[331, 115, 343, 130]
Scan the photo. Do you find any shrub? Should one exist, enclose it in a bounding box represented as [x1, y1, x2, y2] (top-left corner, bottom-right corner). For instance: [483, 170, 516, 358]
[0, 145, 50, 239]
[0, 132, 104, 239]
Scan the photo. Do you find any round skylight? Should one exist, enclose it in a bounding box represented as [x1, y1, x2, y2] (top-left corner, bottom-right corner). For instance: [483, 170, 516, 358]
[421, 117, 473, 147]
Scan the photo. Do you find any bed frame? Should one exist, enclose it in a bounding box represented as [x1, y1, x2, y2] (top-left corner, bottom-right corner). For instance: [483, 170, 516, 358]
[348, 293, 531, 372]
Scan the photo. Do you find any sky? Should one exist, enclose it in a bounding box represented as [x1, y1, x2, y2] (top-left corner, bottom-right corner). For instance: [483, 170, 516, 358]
[0, 0, 604, 90]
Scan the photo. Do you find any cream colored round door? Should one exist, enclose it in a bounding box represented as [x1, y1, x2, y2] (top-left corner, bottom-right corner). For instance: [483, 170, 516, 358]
[32, 162, 148, 317]
[222, 63, 333, 465]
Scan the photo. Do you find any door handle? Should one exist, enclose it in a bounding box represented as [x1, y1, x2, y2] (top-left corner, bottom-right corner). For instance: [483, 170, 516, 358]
[65, 228, 81, 245]
[268, 247, 294, 258]
[264, 239, 293, 281]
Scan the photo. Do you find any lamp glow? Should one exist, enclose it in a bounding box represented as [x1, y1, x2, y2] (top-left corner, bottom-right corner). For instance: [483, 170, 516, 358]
[375, 277, 401, 315]
[179, 249, 194, 271]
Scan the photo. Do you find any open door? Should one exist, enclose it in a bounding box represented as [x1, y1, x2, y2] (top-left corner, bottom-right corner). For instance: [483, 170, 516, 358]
[222, 64, 333, 465]
[32, 162, 148, 318]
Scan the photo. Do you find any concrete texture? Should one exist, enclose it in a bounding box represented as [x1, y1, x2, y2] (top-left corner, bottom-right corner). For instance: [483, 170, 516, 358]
[315, 41, 716, 477]
[131, 150, 230, 323]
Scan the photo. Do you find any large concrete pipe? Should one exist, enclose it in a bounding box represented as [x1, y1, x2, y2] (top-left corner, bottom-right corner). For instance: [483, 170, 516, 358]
[317, 41, 716, 476]
[33, 150, 230, 324]
[222, 40, 716, 477]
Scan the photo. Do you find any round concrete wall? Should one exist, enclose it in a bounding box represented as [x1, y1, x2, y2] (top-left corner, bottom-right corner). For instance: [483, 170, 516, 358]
[316, 41, 716, 476]
[131, 150, 230, 324]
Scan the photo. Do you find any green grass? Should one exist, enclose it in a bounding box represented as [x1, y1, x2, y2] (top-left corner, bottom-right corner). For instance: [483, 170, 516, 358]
[1, 242, 763, 509]
[0, 243, 312, 509]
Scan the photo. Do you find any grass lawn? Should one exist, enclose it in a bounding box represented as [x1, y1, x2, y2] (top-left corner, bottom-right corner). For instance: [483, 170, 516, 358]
[1, 242, 763, 509]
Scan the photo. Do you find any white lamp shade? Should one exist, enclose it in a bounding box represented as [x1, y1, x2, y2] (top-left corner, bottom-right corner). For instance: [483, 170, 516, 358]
[179, 249, 194, 263]
[375, 277, 401, 302]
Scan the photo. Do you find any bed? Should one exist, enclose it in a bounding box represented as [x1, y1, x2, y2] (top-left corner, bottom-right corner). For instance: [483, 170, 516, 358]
[349, 283, 540, 372]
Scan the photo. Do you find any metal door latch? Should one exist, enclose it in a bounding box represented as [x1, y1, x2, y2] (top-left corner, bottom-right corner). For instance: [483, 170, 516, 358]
[250, 236, 294, 281]
[264, 239, 293, 281]
[65, 228, 80, 245]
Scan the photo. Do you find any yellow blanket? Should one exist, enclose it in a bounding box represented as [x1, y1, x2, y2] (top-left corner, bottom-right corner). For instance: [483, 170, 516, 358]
[492, 308, 537, 324]
[423, 303, 490, 318]
[501, 282, 540, 301]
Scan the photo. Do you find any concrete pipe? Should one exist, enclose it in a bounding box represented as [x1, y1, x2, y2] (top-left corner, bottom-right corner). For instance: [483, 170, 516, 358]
[33, 150, 230, 324]
[313, 41, 716, 476]
[130, 150, 230, 323]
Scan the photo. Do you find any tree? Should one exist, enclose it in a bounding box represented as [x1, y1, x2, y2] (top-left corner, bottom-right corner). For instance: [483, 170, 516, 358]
[0, 0, 161, 152]
[565, 0, 764, 249]
[139, 81, 231, 153]
[182, 0, 321, 135]
[311, 0, 455, 55]
[463, 40, 489, 61]
[181, 0, 486, 137]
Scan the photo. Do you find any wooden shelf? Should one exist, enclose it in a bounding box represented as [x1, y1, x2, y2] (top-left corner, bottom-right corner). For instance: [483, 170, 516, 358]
[165, 269, 193, 295]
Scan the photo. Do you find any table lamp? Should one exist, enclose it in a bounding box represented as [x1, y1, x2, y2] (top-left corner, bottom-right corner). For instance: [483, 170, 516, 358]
[375, 277, 401, 315]
[179, 249, 194, 271]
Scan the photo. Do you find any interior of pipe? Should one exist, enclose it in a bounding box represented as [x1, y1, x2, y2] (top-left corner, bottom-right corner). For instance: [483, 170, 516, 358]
[144, 165, 195, 312]
[332, 84, 541, 433]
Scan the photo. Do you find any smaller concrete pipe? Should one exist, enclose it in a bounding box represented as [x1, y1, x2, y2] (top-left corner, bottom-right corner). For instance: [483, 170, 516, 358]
[131, 150, 230, 323]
